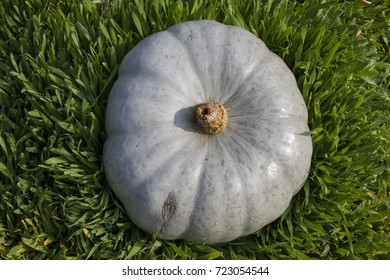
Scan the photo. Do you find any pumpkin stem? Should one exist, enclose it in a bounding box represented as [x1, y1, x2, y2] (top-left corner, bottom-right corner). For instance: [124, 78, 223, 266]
[195, 102, 228, 134]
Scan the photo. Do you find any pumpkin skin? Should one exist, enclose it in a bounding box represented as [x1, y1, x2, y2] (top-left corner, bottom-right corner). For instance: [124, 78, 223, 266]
[103, 20, 312, 244]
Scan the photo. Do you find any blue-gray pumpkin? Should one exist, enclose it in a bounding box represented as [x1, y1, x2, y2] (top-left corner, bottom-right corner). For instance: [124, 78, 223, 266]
[103, 20, 312, 244]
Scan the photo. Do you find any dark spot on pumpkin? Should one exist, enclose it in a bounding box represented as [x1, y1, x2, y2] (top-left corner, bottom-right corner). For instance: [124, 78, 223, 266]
[160, 191, 177, 233]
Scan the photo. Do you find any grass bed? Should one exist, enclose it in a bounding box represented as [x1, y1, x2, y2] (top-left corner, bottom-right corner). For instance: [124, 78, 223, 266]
[0, 0, 389, 259]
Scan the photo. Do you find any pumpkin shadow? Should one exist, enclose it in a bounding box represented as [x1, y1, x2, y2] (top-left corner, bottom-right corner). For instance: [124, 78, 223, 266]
[173, 106, 201, 133]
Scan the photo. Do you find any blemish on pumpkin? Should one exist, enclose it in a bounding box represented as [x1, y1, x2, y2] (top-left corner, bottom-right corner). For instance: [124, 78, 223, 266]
[160, 191, 177, 233]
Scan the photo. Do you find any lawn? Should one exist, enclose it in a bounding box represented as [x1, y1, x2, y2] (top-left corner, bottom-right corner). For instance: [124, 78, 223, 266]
[0, 0, 389, 259]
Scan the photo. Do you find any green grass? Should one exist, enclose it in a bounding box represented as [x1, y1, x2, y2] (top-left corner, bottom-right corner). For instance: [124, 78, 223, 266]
[0, 0, 389, 260]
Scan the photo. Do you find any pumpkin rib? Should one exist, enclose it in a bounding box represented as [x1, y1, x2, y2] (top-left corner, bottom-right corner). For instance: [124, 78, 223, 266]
[220, 44, 274, 104]
[125, 133, 208, 239]
[167, 23, 219, 105]
[212, 134, 251, 239]
[214, 22, 257, 103]
[183, 135, 248, 243]
[156, 136, 208, 239]
[223, 64, 263, 109]
[225, 123, 304, 191]
[226, 61, 307, 120]
[106, 127, 188, 189]
[180, 136, 220, 243]
[216, 24, 271, 104]
[181, 142, 209, 241]
[107, 75, 195, 133]
[223, 128, 285, 188]
[170, 134, 211, 239]
[119, 31, 204, 105]
[166, 20, 260, 104]
[166, 23, 212, 103]
[215, 131, 262, 237]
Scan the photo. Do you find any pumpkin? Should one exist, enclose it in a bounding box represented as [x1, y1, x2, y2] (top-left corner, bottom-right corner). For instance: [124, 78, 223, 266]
[103, 20, 312, 244]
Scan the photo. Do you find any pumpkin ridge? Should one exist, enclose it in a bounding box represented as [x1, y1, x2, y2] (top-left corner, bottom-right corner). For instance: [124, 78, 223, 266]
[223, 64, 260, 106]
[208, 20, 229, 101]
[181, 145, 208, 241]
[156, 29, 205, 103]
[123, 129, 192, 185]
[223, 127, 290, 185]
[121, 30, 204, 104]
[183, 136, 237, 243]
[166, 25, 208, 102]
[130, 134, 207, 239]
[223, 69, 272, 111]
[219, 29, 264, 104]
[214, 131, 256, 236]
